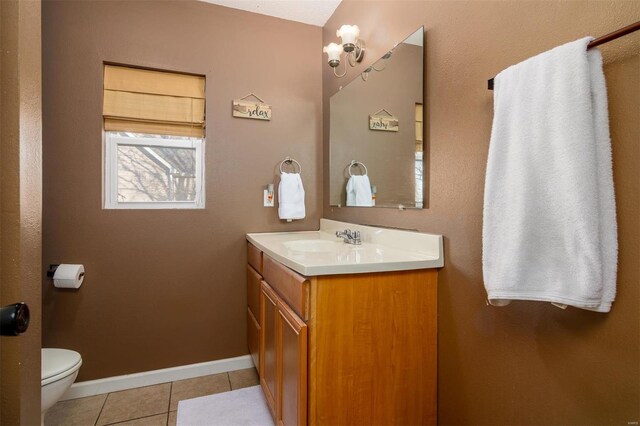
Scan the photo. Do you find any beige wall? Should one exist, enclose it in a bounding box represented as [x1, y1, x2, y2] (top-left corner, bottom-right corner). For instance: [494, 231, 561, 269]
[42, 0, 322, 381]
[0, 0, 43, 423]
[329, 42, 422, 207]
[324, 1, 639, 424]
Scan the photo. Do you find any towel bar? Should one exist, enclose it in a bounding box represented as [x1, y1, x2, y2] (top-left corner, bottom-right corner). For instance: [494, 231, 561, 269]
[487, 20, 640, 90]
[279, 157, 302, 174]
[348, 160, 368, 177]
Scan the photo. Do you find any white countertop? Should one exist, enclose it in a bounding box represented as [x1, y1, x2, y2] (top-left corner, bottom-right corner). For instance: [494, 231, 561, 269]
[246, 219, 443, 276]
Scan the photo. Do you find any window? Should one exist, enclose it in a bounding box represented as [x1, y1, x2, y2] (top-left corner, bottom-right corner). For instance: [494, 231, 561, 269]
[105, 132, 204, 209]
[415, 103, 424, 208]
[415, 151, 423, 208]
[102, 64, 205, 209]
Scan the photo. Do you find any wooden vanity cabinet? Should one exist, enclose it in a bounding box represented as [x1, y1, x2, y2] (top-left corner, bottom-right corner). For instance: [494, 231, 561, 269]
[247, 242, 438, 425]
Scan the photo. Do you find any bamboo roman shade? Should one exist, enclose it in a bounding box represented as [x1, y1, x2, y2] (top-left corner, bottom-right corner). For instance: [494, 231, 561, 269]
[103, 65, 205, 137]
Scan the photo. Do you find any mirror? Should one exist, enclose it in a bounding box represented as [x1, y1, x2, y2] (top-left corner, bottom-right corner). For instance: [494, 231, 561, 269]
[329, 27, 424, 209]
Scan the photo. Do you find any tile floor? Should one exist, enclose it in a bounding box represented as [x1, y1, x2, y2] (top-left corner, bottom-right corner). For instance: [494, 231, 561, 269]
[44, 368, 259, 426]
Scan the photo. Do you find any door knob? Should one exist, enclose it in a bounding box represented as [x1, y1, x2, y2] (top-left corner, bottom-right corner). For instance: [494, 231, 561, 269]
[0, 302, 30, 336]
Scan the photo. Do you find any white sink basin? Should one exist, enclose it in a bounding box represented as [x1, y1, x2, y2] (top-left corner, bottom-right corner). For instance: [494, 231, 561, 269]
[246, 219, 443, 276]
[283, 239, 343, 253]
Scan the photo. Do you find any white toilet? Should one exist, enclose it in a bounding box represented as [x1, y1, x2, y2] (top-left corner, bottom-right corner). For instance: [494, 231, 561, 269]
[41, 348, 82, 424]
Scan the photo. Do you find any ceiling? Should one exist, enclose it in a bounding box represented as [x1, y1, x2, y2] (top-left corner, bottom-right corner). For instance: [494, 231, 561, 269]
[199, 0, 342, 26]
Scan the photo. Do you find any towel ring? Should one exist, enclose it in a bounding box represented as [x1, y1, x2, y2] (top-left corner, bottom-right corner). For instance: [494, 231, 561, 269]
[348, 160, 368, 177]
[279, 157, 302, 174]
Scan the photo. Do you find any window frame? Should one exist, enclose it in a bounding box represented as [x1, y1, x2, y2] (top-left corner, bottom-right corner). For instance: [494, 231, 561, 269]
[415, 151, 424, 209]
[104, 133, 205, 209]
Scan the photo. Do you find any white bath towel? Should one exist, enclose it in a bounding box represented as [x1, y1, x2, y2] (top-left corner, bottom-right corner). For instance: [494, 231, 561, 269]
[278, 172, 305, 220]
[346, 175, 373, 207]
[483, 37, 617, 312]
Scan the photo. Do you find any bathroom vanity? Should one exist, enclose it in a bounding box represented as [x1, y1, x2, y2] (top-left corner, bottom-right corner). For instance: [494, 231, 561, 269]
[246, 219, 443, 425]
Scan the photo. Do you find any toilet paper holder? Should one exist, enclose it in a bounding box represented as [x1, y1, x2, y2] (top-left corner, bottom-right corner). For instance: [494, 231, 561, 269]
[46, 264, 85, 280]
[46, 264, 60, 278]
[47, 264, 85, 289]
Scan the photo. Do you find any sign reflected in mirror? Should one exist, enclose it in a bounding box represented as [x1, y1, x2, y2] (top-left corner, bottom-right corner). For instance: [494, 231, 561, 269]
[329, 27, 424, 209]
[369, 109, 399, 132]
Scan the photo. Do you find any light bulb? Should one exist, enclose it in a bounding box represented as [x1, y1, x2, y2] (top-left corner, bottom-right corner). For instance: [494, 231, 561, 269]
[323, 42, 344, 67]
[336, 25, 360, 52]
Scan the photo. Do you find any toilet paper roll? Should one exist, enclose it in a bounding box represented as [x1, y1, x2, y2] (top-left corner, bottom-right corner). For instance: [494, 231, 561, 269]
[53, 264, 84, 289]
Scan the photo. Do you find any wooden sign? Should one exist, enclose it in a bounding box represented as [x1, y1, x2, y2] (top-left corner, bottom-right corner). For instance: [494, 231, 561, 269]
[232, 93, 271, 121]
[369, 108, 398, 132]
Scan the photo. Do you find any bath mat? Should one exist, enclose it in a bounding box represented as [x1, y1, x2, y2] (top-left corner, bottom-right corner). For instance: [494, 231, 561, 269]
[177, 385, 274, 426]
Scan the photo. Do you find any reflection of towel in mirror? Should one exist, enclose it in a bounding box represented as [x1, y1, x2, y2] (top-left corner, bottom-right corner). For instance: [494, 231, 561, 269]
[346, 175, 373, 207]
[278, 172, 305, 220]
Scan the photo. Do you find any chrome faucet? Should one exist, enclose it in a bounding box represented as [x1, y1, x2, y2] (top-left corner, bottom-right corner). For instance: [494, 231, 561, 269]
[336, 229, 362, 245]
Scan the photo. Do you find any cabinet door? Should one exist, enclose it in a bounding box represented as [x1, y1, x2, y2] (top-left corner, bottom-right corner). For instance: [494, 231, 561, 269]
[260, 281, 278, 420]
[277, 299, 307, 426]
[247, 308, 260, 373]
[247, 265, 262, 373]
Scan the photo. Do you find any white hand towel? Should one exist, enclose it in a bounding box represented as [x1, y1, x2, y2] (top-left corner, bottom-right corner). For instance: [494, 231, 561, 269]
[483, 37, 617, 312]
[278, 172, 305, 220]
[346, 175, 373, 207]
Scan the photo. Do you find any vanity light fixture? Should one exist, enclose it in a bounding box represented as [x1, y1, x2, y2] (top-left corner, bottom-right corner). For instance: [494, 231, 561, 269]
[323, 24, 365, 78]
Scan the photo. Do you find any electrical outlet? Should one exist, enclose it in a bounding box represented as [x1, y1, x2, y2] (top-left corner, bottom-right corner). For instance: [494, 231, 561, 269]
[263, 190, 274, 207]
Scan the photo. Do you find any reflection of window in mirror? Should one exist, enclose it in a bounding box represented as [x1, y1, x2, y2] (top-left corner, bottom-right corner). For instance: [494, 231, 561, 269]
[415, 103, 424, 208]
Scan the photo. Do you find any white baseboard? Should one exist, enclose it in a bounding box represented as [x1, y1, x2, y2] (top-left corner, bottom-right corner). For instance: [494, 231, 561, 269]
[61, 355, 254, 401]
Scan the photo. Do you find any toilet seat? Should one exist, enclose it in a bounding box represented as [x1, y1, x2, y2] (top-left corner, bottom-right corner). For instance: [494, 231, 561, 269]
[41, 348, 82, 386]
